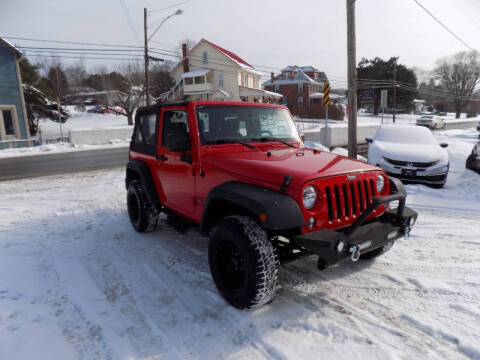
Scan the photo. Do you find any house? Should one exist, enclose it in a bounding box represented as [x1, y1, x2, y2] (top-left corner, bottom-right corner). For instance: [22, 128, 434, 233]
[0, 37, 29, 141]
[163, 39, 282, 103]
[263, 65, 345, 120]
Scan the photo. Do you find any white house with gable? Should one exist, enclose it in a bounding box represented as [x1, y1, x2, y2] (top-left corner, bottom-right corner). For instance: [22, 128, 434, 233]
[162, 39, 282, 103]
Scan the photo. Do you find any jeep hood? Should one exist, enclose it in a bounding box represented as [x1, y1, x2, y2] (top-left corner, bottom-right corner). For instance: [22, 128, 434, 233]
[204, 147, 381, 189]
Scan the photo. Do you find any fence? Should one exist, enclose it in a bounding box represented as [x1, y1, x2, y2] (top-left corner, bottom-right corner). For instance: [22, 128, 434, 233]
[0, 136, 70, 150]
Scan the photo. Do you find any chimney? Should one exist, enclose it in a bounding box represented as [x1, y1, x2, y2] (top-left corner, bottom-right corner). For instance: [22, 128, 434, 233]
[182, 43, 189, 73]
[271, 72, 274, 82]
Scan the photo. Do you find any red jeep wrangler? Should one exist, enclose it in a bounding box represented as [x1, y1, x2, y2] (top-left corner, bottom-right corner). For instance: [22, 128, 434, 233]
[126, 101, 417, 309]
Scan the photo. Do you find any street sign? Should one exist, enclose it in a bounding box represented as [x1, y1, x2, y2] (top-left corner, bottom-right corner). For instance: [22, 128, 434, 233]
[323, 83, 330, 107]
[380, 89, 388, 109]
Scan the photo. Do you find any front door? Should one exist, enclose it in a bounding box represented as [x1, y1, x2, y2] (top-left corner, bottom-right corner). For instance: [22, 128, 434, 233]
[155, 106, 195, 215]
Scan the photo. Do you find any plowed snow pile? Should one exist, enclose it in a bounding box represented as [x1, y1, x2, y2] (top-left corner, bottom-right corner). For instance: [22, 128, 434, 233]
[0, 128, 479, 360]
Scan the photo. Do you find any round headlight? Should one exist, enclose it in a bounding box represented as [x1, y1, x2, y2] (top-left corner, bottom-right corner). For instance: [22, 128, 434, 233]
[376, 174, 385, 193]
[302, 185, 317, 209]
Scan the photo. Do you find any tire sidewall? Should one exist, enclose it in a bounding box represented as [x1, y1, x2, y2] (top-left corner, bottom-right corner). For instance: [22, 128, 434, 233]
[208, 216, 278, 309]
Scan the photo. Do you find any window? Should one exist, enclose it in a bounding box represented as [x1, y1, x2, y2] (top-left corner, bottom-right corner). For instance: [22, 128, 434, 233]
[2, 110, 15, 135]
[132, 112, 157, 154]
[162, 110, 189, 149]
[283, 73, 290, 79]
[282, 97, 288, 105]
[241, 73, 248, 87]
[298, 84, 303, 93]
[196, 105, 301, 145]
[194, 76, 205, 84]
[274, 84, 280, 93]
[219, 72, 224, 88]
[185, 77, 193, 85]
[298, 97, 304, 106]
[203, 51, 208, 64]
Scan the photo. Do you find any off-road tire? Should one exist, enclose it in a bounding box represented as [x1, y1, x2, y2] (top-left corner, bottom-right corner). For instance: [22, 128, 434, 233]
[127, 180, 159, 233]
[360, 241, 394, 260]
[208, 216, 279, 309]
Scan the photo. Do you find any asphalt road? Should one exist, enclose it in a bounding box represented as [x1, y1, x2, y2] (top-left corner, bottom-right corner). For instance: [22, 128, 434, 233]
[0, 146, 129, 180]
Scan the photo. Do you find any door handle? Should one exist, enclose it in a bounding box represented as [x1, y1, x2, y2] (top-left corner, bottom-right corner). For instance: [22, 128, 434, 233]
[158, 154, 167, 162]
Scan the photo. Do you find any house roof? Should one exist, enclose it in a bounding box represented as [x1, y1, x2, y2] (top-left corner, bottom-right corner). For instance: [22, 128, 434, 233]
[172, 38, 258, 73]
[263, 66, 321, 87]
[0, 37, 22, 58]
[203, 39, 254, 69]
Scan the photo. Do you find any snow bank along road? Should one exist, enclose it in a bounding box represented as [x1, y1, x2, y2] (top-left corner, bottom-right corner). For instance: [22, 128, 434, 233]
[1, 128, 480, 359]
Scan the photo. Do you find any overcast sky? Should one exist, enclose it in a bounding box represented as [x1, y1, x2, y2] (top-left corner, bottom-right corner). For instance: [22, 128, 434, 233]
[2, 0, 479, 86]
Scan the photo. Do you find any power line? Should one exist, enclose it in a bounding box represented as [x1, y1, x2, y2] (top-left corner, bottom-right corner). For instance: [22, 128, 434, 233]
[119, 0, 141, 45]
[149, 0, 190, 13]
[413, 0, 478, 53]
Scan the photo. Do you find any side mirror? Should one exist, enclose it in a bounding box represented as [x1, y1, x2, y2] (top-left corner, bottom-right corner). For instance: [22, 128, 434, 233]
[439, 142, 448, 148]
[166, 123, 189, 152]
[365, 137, 373, 144]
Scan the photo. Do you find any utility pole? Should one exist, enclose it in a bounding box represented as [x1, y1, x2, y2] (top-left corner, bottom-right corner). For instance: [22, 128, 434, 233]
[347, 0, 357, 158]
[144, 7, 150, 106]
[392, 57, 397, 123]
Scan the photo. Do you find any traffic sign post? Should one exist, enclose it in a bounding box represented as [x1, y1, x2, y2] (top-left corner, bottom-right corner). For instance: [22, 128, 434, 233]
[323, 82, 330, 146]
[380, 89, 388, 124]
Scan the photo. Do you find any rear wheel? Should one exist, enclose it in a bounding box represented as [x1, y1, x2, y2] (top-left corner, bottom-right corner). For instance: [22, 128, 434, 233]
[208, 216, 279, 309]
[127, 180, 159, 233]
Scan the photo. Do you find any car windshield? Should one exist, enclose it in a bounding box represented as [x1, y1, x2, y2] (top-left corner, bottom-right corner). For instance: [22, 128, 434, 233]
[420, 116, 433, 119]
[195, 105, 301, 145]
[375, 126, 438, 146]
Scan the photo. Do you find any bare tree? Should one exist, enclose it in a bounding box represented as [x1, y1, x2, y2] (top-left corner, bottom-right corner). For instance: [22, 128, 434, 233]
[115, 62, 145, 125]
[434, 51, 480, 118]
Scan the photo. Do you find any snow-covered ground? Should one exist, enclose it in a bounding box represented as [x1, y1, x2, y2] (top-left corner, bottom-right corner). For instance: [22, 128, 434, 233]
[296, 112, 480, 132]
[39, 107, 131, 138]
[0, 109, 131, 158]
[1, 128, 480, 359]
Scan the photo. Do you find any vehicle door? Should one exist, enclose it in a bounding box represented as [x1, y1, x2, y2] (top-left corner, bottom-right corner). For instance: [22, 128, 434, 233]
[155, 106, 196, 215]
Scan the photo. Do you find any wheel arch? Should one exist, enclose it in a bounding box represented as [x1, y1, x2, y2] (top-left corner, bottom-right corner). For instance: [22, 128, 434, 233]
[200, 181, 305, 236]
[125, 160, 161, 207]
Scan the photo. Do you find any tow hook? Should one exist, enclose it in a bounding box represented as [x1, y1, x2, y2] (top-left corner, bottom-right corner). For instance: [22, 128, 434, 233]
[349, 245, 361, 262]
[403, 226, 411, 239]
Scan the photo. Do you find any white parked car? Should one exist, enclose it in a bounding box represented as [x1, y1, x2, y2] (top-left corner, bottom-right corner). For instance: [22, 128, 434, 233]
[367, 125, 449, 187]
[416, 115, 446, 130]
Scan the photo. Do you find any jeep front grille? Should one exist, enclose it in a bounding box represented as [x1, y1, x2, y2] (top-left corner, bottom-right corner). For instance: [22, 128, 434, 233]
[324, 178, 376, 222]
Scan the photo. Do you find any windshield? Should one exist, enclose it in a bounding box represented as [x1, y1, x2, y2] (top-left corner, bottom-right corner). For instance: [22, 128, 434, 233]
[195, 105, 301, 145]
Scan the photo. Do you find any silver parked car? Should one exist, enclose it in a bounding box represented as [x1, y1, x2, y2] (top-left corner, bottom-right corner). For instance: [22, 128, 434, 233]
[416, 115, 446, 130]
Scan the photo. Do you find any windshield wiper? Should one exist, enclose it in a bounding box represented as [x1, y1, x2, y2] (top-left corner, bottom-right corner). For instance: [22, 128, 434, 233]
[254, 137, 296, 148]
[205, 139, 255, 149]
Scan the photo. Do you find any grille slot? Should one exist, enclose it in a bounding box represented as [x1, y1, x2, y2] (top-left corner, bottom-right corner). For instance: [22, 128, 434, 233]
[334, 185, 342, 219]
[350, 182, 357, 216]
[357, 181, 364, 212]
[326, 187, 333, 221]
[342, 183, 349, 217]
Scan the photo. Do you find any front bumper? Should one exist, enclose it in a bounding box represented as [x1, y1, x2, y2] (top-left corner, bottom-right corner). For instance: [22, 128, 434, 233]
[293, 185, 418, 267]
[386, 171, 448, 185]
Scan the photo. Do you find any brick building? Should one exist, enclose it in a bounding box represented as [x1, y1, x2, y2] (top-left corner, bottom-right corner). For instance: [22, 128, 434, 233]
[263, 65, 345, 120]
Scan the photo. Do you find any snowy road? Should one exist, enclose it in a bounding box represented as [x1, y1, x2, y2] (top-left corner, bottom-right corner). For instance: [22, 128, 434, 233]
[1, 128, 480, 360]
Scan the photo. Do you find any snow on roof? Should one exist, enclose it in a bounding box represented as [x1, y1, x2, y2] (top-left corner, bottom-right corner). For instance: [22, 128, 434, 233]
[310, 92, 344, 99]
[182, 69, 211, 78]
[375, 125, 437, 145]
[262, 89, 283, 98]
[300, 66, 318, 72]
[281, 65, 297, 72]
[263, 66, 321, 87]
[0, 36, 22, 58]
[203, 39, 254, 69]
[413, 99, 426, 103]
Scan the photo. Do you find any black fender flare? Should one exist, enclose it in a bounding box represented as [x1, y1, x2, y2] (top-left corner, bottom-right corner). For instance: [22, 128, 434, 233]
[389, 176, 406, 196]
[125, 160, 161, 207]
[200, 181, 305, 234]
